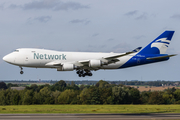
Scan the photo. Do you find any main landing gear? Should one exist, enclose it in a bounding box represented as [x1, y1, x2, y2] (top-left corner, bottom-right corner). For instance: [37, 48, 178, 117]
[76, 69, 92, 77]
[20, 67, 24, 74]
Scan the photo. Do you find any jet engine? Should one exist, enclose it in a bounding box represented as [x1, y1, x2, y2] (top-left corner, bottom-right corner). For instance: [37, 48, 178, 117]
[57, 64, 75, 71]
[89, 60, 102, 68]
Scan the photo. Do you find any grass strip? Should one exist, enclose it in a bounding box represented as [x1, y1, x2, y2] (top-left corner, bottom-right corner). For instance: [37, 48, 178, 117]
[0, 105, 180, 114]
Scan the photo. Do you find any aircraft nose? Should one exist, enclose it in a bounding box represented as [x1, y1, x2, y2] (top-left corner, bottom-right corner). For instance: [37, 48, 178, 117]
[3, 54, 14, 63]
[3, 55, 8, 62]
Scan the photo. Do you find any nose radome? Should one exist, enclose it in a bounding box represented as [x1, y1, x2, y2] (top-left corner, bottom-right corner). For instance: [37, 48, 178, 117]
[3, 54, 14, 63]
[3, 55, 8, 62]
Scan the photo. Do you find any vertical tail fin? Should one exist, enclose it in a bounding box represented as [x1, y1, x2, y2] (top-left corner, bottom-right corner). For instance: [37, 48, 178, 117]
[138, 31, 175, 54]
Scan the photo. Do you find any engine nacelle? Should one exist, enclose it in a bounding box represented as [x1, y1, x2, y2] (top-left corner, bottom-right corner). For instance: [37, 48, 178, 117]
[89, 60, 102, 68]
[57, 64, 74, 71]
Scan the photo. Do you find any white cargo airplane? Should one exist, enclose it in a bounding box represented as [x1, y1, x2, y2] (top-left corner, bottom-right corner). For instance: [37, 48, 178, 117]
[3, 31, 176, 77]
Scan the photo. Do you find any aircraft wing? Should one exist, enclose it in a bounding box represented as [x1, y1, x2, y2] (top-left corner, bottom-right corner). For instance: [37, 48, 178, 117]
[102, 51, 134, 64]
[75, 51, 135, 68]
[45, 51, 135, 68]
[103, 47, 141, 63]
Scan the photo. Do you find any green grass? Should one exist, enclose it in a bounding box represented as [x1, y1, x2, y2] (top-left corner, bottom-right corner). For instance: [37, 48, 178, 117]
[0, 105, 180, 114]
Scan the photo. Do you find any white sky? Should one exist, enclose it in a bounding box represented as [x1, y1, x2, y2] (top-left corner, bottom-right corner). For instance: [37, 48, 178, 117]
[0, 0, 179, 81]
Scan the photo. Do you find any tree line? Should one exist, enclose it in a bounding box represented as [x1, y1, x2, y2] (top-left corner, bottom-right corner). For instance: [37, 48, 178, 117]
[0, 80, 180, 105]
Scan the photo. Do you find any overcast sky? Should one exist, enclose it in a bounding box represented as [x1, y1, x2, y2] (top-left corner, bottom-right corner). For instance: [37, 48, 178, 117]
[0, 0, 179, 81]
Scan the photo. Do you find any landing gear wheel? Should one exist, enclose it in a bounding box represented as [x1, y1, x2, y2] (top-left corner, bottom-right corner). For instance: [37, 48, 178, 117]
[76, 71, 80, 74]
[89, 73, 92, 76]
[80, 70, 83, 74]
[19, 67, 24, 74]
[76, 69, 93, 77]
[20, 71, 24, 74]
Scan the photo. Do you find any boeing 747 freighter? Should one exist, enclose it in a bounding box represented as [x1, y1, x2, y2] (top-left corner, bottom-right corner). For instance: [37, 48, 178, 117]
[3, 31, 176, 77]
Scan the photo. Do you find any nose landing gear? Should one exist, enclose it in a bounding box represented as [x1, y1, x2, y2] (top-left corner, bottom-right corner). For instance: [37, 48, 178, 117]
[20, 67, 24, 74]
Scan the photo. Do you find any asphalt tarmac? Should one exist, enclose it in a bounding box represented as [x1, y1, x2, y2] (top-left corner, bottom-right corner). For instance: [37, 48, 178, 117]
[0, 113, 180, 120]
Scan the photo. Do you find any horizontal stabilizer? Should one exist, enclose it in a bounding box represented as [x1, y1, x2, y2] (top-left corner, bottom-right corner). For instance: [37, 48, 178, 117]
[146, 54, 177, 60]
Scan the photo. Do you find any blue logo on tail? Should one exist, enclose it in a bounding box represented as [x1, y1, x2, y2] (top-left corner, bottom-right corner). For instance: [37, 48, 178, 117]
[138, 31, 174, 55]
[119, 31, 175, 69]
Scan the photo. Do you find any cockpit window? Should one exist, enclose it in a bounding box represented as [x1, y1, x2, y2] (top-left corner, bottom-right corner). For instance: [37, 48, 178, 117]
[14, 50, 19, 52]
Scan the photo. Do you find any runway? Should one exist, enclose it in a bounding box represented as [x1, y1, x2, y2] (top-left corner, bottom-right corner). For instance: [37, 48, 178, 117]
[0, 113, 180, 120]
